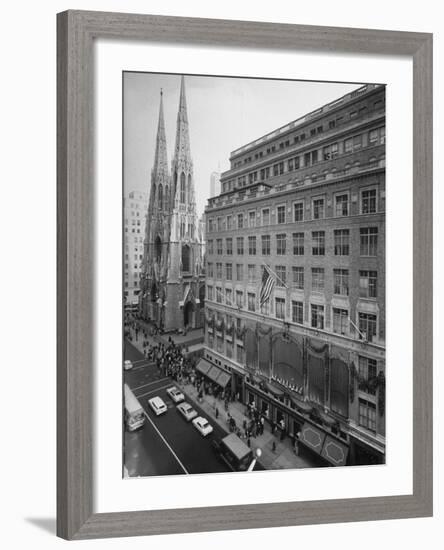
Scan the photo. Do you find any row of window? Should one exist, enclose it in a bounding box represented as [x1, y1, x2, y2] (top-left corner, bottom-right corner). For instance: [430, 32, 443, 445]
[230, 100, 384, 170]
[208, 188, 379, 233]
[208, 294, 378, 342]
[207, 227, 379, 257]
[207, 266, 377, 299]
[225, 126, 385, 191]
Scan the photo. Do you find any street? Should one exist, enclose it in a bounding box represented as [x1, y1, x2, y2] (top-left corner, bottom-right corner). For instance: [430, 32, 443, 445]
[124, 340, 235, 477]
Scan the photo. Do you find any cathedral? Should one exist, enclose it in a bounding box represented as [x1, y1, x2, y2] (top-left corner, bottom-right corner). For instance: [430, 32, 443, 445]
[139, 76, 205, 332]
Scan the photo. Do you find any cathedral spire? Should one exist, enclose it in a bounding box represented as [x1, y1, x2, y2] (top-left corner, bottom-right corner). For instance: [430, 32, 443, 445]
[152, 89, 169, 180]
[174, 75, 191, 161]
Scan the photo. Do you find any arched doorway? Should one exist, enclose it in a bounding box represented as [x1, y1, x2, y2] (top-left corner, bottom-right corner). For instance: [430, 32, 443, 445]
[183, 301, 194, 328]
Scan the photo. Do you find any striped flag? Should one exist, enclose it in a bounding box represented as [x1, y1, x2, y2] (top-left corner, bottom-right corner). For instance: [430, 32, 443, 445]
[259, 264, 276, 306]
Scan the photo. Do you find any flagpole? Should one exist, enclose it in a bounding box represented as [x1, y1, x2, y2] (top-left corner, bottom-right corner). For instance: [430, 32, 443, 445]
[348, 316, 367, 340]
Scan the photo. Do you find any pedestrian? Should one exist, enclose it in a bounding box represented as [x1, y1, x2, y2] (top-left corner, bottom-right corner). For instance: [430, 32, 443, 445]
[247, 438, 251, 448]
[215, 408, 219, 419]
[272, 441, 277, 453]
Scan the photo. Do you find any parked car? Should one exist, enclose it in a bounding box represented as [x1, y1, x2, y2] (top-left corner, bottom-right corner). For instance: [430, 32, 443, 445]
[166, 386, 185, 403]
[148, 396, 167, 416]
[192, 416, 213, 437]
[177, 402, 198, 421]
[124, 359, 133, 371]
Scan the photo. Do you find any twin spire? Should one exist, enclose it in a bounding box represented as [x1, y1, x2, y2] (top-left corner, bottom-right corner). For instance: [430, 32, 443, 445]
[151, 75, 191, 183]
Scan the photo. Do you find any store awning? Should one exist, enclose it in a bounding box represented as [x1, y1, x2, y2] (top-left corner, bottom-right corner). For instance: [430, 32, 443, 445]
[290, 396, 313, 414]
[217, 371, 231, 388]
[321, 435, 349, 466]
[207, 366, 221, 383]
[264, 381, 284, 397]
[300, 422, 326, 455]
[196, 359, 212, 375]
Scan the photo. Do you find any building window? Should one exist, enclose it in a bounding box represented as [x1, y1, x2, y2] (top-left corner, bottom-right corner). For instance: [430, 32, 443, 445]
[359, 356, 378, 396]
[226, 215, 232, 230]
[358, 313, 377, 342]
[207, 285, 213, 301]
[277, 205, 286, 224]
[312, 198, 325, 219]
[335, 194, 349, 216]
[293, 232, 304, 255]
[312, 231, 325, 255]
[236, 290, 244, 308]
[333, 268, 349, 296]
[368, 127, 385, 145]
[262, 235, 270, 256]
[276, 233, 287, 255]
[237, 236, 244, 255]
[248, 236, 256, 255]
[226, 263, 232, 280]
[207, 262, 213, 278]
[249, 211, 256, 228]
[226, 238, 233, 255]
[180, 173, 186, 203]
[216, 262, 222, 279]
[225, 288, 233, 306]
[292, 301, 304, 324]
[334, 229, 350, 255]
[248, 293, 256, 312]
[236, 264, 243, 281]
[217, 217, 223, 232]
[275, 297, 286, 320]
[216, 239, 223, 255]
[333, 308, 348, 335]
[360, 227, 378, 256]
[216, 287, 223, 304]
[262, 208, 270, 225]
[311, 304, 324, 329]
[359, 399, 376, 431]
[248, 264, 256, 283]
[207, 240, 213, 255]
[311, 267, 325, 292]
[323, 142, 338, 160]
[237, 213, 244, 229]
[275, 265, 287, 287]
[293, 201, 304, 222]
[292, 266, 304, 289]
[361, 188, 377, 214]
[359, 270, 377, 298]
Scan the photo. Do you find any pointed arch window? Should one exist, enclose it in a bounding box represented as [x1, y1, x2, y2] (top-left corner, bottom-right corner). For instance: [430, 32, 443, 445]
[180, 172, 186, 204]
[164, 184, 169, 210]
[182, 244, 191, 273]
[187, 174, 192, 203]
[155, 236, 162, 262]
[158, 183, 163, 210]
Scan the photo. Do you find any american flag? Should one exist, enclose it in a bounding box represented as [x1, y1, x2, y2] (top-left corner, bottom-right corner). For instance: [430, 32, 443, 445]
[259, 264, 276, 306]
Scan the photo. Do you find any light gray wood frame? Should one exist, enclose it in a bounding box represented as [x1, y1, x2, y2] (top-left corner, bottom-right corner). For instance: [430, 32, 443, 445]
[57, 10, 433, 540]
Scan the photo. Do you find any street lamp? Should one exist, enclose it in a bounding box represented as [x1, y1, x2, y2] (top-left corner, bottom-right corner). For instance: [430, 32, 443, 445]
[247, 447, 262, 472]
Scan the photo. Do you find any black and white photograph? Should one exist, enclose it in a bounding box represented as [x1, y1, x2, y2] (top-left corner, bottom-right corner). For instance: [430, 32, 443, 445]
[122, 72, 386, 477]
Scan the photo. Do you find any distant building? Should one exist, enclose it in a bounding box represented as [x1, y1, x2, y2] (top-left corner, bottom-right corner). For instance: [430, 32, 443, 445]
[203, 83, 386, 467]
[140, 77, 205, 331]
[210, 171, 221, 198]
[123, 190, 149, 309]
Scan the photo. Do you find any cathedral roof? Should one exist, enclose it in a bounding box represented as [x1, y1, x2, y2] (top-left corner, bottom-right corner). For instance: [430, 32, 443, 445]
[173, 76, 192, 164]
[152, 89, 169, 180]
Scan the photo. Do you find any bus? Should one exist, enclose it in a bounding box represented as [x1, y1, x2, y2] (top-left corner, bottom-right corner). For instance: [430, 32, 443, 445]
[124, 383, 145, 432]
[212, 433, 254, 471]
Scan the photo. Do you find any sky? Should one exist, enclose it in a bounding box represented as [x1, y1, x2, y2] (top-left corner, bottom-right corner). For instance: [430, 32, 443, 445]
[123, 73, 363, 217]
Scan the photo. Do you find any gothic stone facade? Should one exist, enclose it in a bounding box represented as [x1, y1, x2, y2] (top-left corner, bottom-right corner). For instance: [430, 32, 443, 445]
[140, 76, 205, 332]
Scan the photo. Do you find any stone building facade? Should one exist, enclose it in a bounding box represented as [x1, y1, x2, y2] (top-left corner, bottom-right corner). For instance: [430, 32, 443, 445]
[203, 83, 386, 466]
[140, 77, 205, 332]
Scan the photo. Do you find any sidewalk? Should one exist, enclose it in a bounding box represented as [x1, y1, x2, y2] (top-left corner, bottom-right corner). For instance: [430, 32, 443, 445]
[176, 381, 319, 471]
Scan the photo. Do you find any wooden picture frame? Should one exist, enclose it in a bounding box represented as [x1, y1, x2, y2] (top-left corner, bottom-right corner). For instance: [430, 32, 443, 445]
[57, 10, 433, 540]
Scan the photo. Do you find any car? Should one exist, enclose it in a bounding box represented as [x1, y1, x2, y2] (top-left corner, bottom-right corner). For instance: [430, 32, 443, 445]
[148, 396, 167, 416]
[124, 359, 133, 371]
[177, 402, 198, 422]
[192, 416, 213, 437]
[166, 386, 185, 403]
